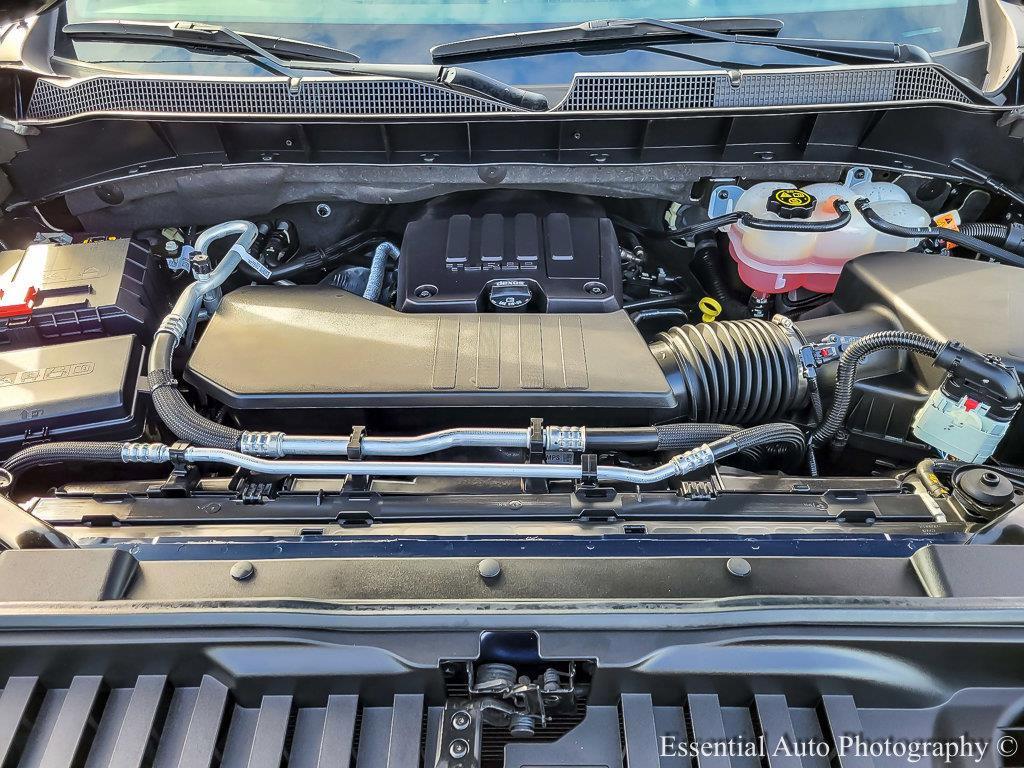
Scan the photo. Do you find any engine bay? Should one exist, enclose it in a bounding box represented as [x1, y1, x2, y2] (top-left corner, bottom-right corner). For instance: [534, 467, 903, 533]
[2, 169, 1024, 531]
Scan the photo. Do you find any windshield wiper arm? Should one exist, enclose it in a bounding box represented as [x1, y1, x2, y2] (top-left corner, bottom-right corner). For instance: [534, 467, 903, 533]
[63, 20, 361, 75]
[432, 17, 931, 66]
[60, 20, 549, 110]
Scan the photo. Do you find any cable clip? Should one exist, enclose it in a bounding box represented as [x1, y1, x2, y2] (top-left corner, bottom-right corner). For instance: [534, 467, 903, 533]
[347, 426, 366, 461]
[799, 334, 858, 378]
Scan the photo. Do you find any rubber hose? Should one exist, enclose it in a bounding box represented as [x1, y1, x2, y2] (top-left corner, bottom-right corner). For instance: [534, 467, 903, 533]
[2, 441, 125, 479]
[806, 446, 820, 477]
[629, 308, 688, 324]
[589, 423, 804, 466]
[855, 199, 1024, 267]
[661, 422, 803, 466]
[959, 222, 1024, 257]
[624, 294, 687, 312]
[707, 422, 807, 461]
[149, 334, 243, 450]
[741, 198, 852, 232]
[960, 222, 1011, 243]
[239, 251, 325, 282]
[690, 234, 750, 320]
[650, 319, 804, 424]
[364, 241, 399, 302]
[916, 457, 954, 499]
[238, 233, 392, 283]
[810, 330, 942, 448]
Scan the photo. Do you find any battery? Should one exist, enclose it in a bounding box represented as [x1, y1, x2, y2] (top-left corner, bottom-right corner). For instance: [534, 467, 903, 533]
[0, 238, 162, 348]
[0, 334, 144, 450]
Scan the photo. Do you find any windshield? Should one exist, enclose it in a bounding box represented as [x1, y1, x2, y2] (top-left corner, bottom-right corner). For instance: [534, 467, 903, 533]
[64, 0, 982, 82]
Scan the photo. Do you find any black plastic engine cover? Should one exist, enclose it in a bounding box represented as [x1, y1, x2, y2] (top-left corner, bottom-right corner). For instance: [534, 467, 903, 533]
[185, 287, 674, 411]
[396, 196, 622, 313]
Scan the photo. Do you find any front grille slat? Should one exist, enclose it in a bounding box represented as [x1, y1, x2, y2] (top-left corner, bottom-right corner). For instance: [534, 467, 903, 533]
[0, 672, 1008, 768]
[99, 675, 169, 768]
[0, 677, 40, 764]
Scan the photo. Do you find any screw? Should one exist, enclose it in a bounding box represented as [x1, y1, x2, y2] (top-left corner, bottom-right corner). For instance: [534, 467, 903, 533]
[726, 557, 751, 578]
[478, 558, 501, 579]
[589, 285, 604, 294]
[230, 561, 255, 581]
[316, 203, 332, 218]
[419, 290, 431, 298]
[854, 168, 866, 179]
[451, 711, 472, 730]
[718, 189, 729, 199]
[573, 131, 582, 140]
[285, 139, 294, 147]
[449, 740, 470, 759]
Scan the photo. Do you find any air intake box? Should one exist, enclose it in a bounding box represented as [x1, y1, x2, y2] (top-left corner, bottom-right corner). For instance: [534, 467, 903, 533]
[185, 287, 674, 416]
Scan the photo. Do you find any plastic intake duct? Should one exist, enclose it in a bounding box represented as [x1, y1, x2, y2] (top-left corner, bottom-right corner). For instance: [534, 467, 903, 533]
[648, 318, 805, 423]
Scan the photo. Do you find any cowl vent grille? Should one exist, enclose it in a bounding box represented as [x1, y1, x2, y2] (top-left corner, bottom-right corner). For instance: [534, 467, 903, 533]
[23, 64, 974, 123]
[25, 76, 515, 121]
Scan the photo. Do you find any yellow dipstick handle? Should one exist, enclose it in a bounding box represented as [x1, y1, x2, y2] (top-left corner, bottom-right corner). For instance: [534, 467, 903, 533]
[698, 297, 723, 323]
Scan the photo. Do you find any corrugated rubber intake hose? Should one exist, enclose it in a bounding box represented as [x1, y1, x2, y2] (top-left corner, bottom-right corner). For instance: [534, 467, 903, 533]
[649, 318, 804, 424]
[810, 330, 942, 448]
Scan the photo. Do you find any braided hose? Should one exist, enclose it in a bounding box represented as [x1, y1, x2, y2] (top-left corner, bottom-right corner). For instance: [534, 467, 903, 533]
[2, 441, 126, 480]
[148, 336, 243, 450]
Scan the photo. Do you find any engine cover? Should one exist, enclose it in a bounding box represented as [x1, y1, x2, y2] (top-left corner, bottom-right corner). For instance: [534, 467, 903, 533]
[185, 287, 674, 412]
[395, 199, 622, 313]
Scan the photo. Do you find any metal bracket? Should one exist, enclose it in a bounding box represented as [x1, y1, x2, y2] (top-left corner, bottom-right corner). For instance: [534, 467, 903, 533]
[147, 443, 200, 498]
[434, 700, 482, 768]
[843, 166, 873, 186]
[708, 184, 744, 218]
[0, 117, 39, 137]
[524, 418, 548, 494]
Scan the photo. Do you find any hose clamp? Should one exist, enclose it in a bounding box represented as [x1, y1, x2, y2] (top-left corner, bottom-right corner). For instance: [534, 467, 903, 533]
[158, 313, 189, 342]
[670, 444, 716, 477]
[773, 314, 810, 403]
[240, 431, 286, 458]
[545, 425, 586, 452]
[121, 443, 171, 464]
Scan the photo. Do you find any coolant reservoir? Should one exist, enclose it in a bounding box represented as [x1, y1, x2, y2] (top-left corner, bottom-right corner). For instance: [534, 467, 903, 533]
[725, 180, 930, 293]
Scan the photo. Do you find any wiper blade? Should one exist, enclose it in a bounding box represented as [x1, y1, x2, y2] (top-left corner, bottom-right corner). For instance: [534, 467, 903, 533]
[59, 18, 548, 110]
[60, 20, 549, 110]
[63, 20, 361, 73]
[432, 16, 931, 66]
[434, 17, 782, 61]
